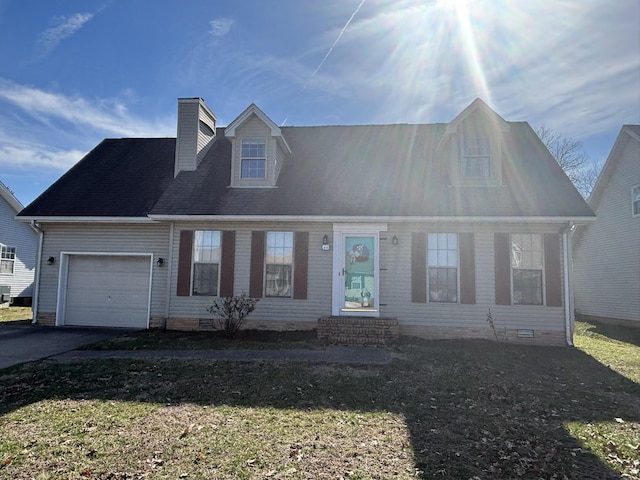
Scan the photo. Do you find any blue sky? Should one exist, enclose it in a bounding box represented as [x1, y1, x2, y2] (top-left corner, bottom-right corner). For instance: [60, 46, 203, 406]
[0, 0, 638, 206]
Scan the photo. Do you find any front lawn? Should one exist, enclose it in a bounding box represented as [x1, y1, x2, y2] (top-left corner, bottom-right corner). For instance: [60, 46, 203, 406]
[0, 307, 32, 324]
[0, 321, 638, 479]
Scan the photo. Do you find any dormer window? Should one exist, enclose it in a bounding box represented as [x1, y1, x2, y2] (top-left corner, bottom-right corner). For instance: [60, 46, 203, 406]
[241, 139, 266, 179]
[462, 136, 491, 177]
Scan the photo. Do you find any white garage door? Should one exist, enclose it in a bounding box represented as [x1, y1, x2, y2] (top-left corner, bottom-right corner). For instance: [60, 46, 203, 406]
[64, 255, 151, 328]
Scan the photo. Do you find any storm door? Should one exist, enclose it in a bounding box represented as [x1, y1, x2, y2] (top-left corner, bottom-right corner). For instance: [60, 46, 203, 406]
[332, 225, 384, 317]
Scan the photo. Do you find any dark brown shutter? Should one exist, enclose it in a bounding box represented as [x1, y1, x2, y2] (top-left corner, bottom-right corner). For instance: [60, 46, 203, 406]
[249, 231, 265, 298]
[544, 233, 562, 307]
[177, 230, 194, 296]
[411, 232, 427, 303]
[219, 230, 236, 297]
[459, 233, 476, 304]
[293, 232, 309, 299]
[494, 232, 511, 305]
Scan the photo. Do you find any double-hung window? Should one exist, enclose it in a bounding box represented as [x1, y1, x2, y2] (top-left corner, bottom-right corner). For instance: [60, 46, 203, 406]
[192, 230, 221, 296]
[427, 233, 458, 302]
[265, 231, 293, 297]
[0, 245, 15, 274]
[462, 136, 491, 177]
[241, 139, 266, 179]
[632, 185, 640, 217]
[511, 233, 543, 305]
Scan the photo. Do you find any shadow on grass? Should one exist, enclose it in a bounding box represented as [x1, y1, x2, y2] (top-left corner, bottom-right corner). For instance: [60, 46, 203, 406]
[1, 340, 638, 478]
[579, 319, 640, 348]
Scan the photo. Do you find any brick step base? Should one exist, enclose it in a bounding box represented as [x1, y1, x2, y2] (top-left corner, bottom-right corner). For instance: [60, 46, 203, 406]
[318, 316, 399, 347]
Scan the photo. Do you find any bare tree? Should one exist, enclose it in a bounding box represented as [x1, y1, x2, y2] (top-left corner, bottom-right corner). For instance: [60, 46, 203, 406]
[535, 124, 599, 198]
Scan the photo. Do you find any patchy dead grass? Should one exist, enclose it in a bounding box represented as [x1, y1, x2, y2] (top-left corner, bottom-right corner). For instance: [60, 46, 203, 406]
[0, 321, 638, 479]
[0, 307, 32, 324]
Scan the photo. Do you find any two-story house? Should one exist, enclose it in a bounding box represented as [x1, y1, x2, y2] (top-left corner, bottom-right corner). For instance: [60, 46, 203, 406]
[18, 97, 595, 345]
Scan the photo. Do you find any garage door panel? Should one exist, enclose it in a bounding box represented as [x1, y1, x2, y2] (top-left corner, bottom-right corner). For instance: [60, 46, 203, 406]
[64, 255, 151, 328]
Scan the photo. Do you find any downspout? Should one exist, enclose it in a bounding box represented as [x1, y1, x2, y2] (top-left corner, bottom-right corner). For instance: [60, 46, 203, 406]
[562, 222, 575, 346]
[164, 222, 174, 323]
[30, 220, 43, 325]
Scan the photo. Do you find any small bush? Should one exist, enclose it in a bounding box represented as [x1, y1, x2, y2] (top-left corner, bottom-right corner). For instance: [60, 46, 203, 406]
[207, 293, 259, 338]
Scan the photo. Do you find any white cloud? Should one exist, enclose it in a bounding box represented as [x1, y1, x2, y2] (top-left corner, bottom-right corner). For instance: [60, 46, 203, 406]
[0, 78, 175, 138]
[0, 143, 84, 170]
[209, 17, 233, 37]
[36, 13, 94, 58]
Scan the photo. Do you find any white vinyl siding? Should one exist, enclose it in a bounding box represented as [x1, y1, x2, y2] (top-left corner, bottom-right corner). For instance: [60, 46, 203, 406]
[175, 98, 216, 174]
[0, 194, 37, 299]
[169, 222, 332, 323]
[232, 116, 276, 188]
[167, 221, 565, 338]
[380, 224, 565, 336]
[574, 131, 640, 323]
[37, 223, 170, 322]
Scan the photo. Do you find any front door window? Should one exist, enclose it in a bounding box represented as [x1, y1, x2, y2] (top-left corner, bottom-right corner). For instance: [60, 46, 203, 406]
[343, 236, 376, 311]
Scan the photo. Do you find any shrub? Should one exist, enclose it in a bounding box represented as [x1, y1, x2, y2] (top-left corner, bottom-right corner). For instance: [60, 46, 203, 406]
[207, 293, 259, 338]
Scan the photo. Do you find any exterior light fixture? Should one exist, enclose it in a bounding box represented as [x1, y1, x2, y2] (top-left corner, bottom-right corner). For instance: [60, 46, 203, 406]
[321, 234, 331, 251]
[392, 235, 399, 245]
[47, 256, 55, 265]
[156, 257, 164, 267]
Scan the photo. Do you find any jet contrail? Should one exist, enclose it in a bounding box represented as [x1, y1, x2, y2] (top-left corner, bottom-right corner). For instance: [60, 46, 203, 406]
[303, 0, 367, 90]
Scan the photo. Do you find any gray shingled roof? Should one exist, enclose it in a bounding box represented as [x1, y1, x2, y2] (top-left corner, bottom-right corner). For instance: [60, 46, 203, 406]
[20, 123, 594, 219]
[19, 138, 176, 217]
[150, 122, 594, 218]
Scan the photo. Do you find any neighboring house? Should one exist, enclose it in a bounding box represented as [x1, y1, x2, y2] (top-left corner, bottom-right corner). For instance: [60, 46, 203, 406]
[18, 98, 595, 345]
[573, 125, 640, 326]
[0, 180, 38, 306]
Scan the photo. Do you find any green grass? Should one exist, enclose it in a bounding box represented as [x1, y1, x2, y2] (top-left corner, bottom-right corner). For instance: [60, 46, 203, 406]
[0, 307, 32, 324]
[0, 320, 638, 479]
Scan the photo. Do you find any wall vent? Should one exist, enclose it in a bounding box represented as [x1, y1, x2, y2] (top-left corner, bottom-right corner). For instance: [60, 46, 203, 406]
[517, 329, 535, 338]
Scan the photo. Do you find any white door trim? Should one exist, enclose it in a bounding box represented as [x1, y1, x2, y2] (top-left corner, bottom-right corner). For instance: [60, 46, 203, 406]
[331, 224, 387, 316]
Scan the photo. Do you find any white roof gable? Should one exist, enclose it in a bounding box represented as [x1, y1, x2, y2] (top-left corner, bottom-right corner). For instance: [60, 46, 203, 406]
[437, 98, 510, 151]
[588, 124, 640, 206]
[225, 103, 291, 154]
[0, 180, 23, 213]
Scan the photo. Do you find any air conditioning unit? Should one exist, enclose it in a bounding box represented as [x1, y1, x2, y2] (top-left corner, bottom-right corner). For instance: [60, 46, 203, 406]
[0, 285, 10, 306]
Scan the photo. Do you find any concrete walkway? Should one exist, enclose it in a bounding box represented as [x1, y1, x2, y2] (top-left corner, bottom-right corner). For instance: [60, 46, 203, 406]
[55, 345, 393, 365]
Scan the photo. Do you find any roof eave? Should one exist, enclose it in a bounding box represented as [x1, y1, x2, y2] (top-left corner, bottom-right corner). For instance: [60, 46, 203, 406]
[147, 214, 596, 224]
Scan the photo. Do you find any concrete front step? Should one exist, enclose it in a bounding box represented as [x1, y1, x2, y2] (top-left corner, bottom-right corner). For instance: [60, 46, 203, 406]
[317, 316, 399, 346]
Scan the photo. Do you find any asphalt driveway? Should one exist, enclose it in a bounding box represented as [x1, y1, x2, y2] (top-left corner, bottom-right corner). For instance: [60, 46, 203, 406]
[0, 324, 127, 370]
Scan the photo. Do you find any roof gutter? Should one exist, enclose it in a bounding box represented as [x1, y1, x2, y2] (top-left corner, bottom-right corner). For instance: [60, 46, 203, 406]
[147, 214, 596, 224]
[16, 216, 158, 224]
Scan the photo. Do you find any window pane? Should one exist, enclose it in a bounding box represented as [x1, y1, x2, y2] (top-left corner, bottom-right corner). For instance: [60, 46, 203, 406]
[464, 157, 490, 177]
[265, 265, 292, 297]
[194, 231, 220, 263]
[513, 269, 542, 305]
[428, 267, 457, 303]
[0, 260, 13, 274]
[192, 263, 219, 296]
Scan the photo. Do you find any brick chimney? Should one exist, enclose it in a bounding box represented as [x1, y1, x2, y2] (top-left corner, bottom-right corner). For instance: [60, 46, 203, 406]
[174, 97, 217, 176]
